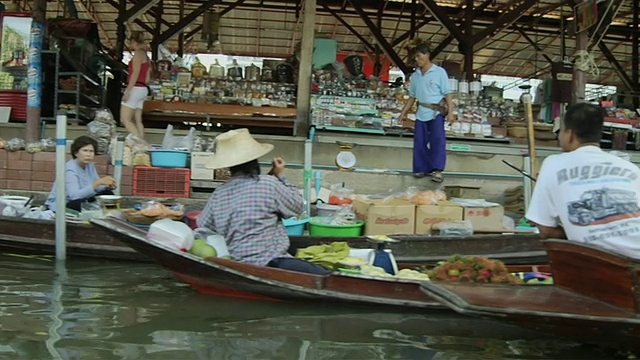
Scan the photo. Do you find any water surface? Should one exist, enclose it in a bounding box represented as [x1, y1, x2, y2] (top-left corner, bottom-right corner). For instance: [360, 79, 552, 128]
[0, 254, 619, 359]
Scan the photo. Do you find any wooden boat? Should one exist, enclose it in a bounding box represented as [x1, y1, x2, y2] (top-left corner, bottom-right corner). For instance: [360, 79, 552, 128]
[420, 240, 640, 352]
[90, 215, 547, 309]
[0, 215, 147, 261]
[0, 215, 547, 264]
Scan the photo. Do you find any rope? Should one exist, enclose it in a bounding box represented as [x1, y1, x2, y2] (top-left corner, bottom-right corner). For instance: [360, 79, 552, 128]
[574, 50, 599, 77]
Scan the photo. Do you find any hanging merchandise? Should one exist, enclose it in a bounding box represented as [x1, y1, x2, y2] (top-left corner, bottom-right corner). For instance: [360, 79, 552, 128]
[227, 59, 243, 80]
[469, 80, 483, 98]
[261, 63, 273, 82]
[448, 77, 459, 93]
[275, 62, 294, 83]
[343, 52, 364, 78]
[191, 57, 206, 79]
[208, 59, 225, 79]
[245, 63, 260, 82]
[551, 61, 573, 103]
[458, 80, 469, 95]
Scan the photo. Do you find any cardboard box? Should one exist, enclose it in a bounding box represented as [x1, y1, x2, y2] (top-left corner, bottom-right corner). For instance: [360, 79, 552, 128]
[461, 203, 505, 232]
[444, 185, 481, 199]
[415, 201, 464, 235]
[352, 197, 415, 236]
[190, 152, 215, 180]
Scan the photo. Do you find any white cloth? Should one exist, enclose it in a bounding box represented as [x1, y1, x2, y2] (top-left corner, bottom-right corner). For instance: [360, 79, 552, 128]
[121, 86, 149, 110]
[526, 146, 640, 259]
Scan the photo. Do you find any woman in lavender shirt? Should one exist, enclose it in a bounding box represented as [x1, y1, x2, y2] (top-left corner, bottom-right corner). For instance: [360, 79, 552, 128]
[45, 136, 117, 212]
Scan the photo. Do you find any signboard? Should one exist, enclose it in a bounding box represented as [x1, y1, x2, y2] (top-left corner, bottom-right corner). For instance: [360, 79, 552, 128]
[575, 0, 598, 33]
[450, 144, 471, 152]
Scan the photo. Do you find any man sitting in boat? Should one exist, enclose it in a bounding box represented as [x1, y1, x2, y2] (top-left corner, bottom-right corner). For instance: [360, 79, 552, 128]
[45, 136, 117, 212]
[197, 129, 331, 275]
[526, 103, 640, 259]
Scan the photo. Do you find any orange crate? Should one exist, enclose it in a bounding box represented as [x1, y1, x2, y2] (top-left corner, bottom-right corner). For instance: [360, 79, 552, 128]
[133, 166, 190, 198]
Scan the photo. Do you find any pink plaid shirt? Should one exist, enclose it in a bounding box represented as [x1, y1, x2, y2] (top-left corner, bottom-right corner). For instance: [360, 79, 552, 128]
[197, 174, 303, 265]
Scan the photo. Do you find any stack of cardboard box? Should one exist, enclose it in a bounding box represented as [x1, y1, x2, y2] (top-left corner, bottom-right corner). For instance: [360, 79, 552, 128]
[352, 196, 505, 235]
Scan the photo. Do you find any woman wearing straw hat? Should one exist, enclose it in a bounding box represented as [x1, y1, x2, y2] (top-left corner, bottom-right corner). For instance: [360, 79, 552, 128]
[197, 129, 331, 275]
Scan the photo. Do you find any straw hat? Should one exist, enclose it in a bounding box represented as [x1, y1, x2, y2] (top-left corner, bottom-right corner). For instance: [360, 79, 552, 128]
[205, 129, 274, 169]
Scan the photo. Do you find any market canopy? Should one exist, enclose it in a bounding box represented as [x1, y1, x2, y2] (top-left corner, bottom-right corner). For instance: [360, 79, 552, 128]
[43, 0, 638, 91]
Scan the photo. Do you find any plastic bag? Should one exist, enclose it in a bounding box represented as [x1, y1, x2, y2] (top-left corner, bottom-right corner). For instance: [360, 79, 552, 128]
[193, 227, 217, 240]
[6, 137, 25, 151]
[404, 187, 447, 205]
[329, 183, 354, 205]
[40, 138, 55, 152]
[25, 141, 44, 154]
[438, 220, 473, 236]
[109, 133, 149, 166]
[0, 138, 5, 149]
[329, 204, 357, 225]
[161, 124, 196, 151]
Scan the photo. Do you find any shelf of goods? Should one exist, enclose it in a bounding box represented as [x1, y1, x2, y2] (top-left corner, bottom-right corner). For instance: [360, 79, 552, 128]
[0, 66, 27, 121]
[310, 94, 403, 135]
[56, 71, 101, 122]
[143, 78, 298, 132]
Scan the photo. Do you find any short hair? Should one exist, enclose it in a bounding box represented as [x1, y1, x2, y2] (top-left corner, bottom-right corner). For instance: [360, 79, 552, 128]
[414, 43, 432, 55]
[128, 31, 146, 44]
[70, 136, 98, 159]
[230, 159, 261, 179]
[562, 103, 604, 144]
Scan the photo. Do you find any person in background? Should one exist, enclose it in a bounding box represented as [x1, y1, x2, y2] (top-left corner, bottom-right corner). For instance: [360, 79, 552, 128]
[398, 41, 454, 183]
[120, 31, 150, 140]
[526, 103, 640, 259]
[197, 129, 330, 275]
[45, 136, 117, 212]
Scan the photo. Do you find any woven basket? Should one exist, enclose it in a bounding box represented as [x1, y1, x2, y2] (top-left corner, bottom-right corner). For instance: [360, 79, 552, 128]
[508, 127, 528, 138]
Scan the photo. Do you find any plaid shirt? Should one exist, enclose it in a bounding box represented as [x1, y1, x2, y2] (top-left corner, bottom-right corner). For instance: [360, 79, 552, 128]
[197, 174, 303, 265]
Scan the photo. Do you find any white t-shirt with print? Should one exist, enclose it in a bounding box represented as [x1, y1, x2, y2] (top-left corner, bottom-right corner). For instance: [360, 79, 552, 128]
[526, 145, 640, 259]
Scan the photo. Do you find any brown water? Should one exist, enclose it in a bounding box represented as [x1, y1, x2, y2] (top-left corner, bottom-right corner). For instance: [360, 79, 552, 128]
[0, 254, 620, 359]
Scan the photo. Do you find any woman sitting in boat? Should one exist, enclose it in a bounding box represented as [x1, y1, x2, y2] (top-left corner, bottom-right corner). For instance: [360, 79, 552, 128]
[526, 103, 640, 259]
[45, 136, 117, 212]
[197, 129, 330, 275]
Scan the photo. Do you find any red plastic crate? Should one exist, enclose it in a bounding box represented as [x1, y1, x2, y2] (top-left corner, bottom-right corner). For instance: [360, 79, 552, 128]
[133, 166, 190, 198]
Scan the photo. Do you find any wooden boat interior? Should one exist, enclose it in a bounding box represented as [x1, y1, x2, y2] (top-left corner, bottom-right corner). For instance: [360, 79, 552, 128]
[422, 240, 640, 320]
[90, 215, 549, 309]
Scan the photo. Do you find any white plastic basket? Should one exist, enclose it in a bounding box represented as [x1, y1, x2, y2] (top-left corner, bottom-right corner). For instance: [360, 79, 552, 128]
[0, 107, 11, 123]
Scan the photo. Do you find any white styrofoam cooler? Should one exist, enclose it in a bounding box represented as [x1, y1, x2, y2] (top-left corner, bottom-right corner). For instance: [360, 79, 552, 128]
[146, 219, 194, 251]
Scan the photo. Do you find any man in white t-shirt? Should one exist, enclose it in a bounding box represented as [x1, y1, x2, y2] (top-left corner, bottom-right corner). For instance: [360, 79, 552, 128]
[526, 103, 640, 259]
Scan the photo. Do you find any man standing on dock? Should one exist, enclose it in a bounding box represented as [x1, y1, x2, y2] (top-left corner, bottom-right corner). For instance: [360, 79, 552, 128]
[399, 41, 454, 184]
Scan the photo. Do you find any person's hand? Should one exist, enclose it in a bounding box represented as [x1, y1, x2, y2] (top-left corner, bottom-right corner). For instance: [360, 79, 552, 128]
[269, 157, 285, 177]
[122, 89, 131, 102]
[94, 176, 116, 190]
[446, 113, 455, 123]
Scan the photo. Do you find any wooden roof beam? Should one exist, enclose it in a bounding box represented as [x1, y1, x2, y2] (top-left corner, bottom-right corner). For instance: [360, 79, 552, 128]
[104, 0, 155, 33]
[322, 3, 375, 52]
[420, 0, 466, 45]
[598, 41, 635, 91]
[471, 0, 537, 44]
[153, 0, 220, 45]
[349, 0, 410, 74]
[117, 0, 161, 22]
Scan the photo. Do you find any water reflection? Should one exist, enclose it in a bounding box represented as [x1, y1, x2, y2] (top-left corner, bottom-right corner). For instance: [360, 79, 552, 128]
[0, 254, 619, 359]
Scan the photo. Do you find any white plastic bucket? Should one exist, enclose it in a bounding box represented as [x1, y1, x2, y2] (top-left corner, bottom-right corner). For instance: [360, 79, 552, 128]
[0, 196, 29, 217]
[316, 203, 341, 217]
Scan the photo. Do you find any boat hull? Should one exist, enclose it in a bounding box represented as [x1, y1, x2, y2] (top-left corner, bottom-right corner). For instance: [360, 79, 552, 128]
[0, 215, 547, 264]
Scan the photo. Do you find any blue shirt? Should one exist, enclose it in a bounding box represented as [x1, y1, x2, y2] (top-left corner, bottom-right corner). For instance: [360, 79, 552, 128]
[409, 64, 451, 121]
[45, 159, 106, 210]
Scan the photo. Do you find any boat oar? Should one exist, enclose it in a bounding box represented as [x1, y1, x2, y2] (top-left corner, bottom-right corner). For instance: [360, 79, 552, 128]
[502, 160, 537, 182]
